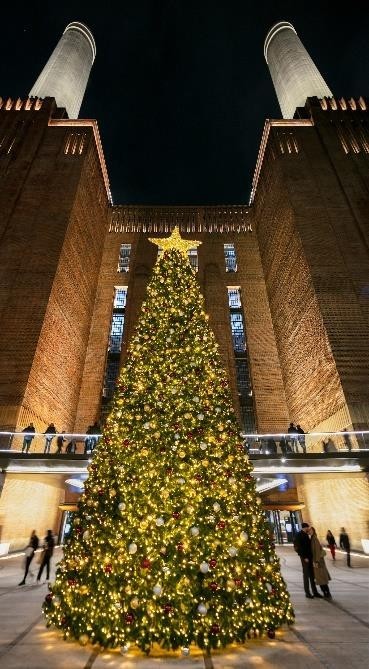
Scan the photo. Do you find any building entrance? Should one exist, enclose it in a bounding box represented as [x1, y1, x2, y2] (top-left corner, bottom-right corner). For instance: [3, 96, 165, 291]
[265, 509, 302, 544]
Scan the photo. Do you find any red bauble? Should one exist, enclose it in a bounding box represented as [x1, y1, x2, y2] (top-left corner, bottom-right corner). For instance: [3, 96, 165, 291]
[75, 526, 83, 535]
[98, 489, 104, 496]
[45, 593, 53, 603]
[258, 542, 265, 549]
[209, 559, 217, 569]
[187, 432, 193, 439]
[104, 564, 112, 573]
[217, 520, 226, 529]
[123, 439, 130, 447]
[166, 467, 173, 475]
[163, 603, 173, 614]
[141, 558, 151, 569]
[177, 542, 184, 552]
[68, 578, 77, 586]
[234, 578, 243, 588]
[209, 581, 218, 591]
[125, 613, 134, 624]
[210, 623, 220, 634]
[173, 423, 180, 430]
[194, 474, 202, 482]
[267, 629, 276, 639]
[172, 511, 180, 519]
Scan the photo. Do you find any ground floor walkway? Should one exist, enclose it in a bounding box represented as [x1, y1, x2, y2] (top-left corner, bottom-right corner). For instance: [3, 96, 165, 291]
[0, 546, 368, 668]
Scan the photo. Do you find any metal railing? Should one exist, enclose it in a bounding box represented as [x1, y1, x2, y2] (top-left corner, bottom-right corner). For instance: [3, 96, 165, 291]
[0, 430, 368, 457]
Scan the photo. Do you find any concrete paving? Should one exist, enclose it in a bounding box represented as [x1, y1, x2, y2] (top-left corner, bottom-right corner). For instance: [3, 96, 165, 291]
[0, 546, 368, 668]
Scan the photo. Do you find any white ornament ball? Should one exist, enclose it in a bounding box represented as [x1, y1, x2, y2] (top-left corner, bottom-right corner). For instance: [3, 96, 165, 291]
[153, 584, 163, 596]
[213, 503, 221, 512]
[83, 530, 89, 540]
[171, 444, 177, 451]
[193, 396, 200, 403]
[178, 478, 185, 485]
[215, 407, 221, 413]
[174, 433, 180, 440]
[200, 561, 209, 574]
[229, 477, 236, 485]
[162, 566, 170, 573]
[197, 603, 208, 616]
[240, 531, 248, 542]
[156, 517, 165, 527]
[208, 515, 215, 523]
[197, 413, 204, 421]
[190, 526, 199, 536]
[118, 502, 126, 512]
[228, 546, 238, 557]
[200, 442, 207, 450]
[144, 422, 150, 429]
[128, 542, 138, 554]
[266, 583, 273, 592]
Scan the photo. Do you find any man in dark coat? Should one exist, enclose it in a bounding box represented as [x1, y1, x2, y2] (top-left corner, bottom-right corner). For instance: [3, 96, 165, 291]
[339, 527, 351, 567]
[294, 522, 323, 598]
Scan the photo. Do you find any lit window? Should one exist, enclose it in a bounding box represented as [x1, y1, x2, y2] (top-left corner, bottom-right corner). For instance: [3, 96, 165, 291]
[103, 359, 120, 398]
[224, 243, 237, 272]
[114, 287, 127, 309]
[228, 287, 241, 308]
[230, 313, 246, 352]
[188, 248, 198, 272]
[117, 244, 131, 272]
[109, 315, 124, 353]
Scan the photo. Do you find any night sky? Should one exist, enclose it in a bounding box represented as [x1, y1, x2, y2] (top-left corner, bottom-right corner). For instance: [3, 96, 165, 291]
[1, 1, 369, 205]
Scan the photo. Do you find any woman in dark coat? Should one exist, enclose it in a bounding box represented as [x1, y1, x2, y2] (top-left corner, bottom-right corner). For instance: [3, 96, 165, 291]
[36, 530, 55, 583]
[310, 527, 332, 598]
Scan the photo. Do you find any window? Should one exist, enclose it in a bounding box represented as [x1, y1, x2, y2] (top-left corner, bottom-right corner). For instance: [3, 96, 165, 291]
[102, 287, 127, 401]
[227, 287, 255, 432]
[224, 243, 237, 272]
[117, 244, 131, 272]
[109, 315, 124, 353]
[188, 248, 198, 272]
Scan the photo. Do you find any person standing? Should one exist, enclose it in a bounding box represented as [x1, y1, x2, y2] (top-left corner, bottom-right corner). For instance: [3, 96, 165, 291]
[326, 530, 337, 560]
[310, 527, 332, 598]
[294, 522, 323, 599]
[21, 423, 36, 453]
[339, 527, 351, 567]
[296, 424, 306, 454]
[287, 422, 298, 453]
[43, 423, 57, 454]
[37, 530, 55, 583]
[56, 432, 66, 454]
[18, 530, 39, 585]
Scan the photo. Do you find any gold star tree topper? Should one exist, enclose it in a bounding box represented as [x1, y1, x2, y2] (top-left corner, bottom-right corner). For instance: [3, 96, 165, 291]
[149, 226, 202, 256]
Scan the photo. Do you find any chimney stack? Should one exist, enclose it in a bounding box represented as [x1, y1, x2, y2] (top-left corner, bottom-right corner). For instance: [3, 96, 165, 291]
[264, 21, 332, 119]
[29, 22, 96, 119]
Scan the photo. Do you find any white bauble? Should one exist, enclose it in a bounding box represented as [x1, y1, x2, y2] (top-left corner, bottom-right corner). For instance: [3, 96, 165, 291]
[128, 542, 138, 554]
[197, 413, 204, 421]
[266, 583, 273, 592]
[153, 584, 163, 596]
[213, 503, 221, 512]
[240, 531, 248, 542]
[190, 526, 199, 536]
[197, 603, 207, 615]
[228, 546, 238, 557]
[178, 478, 185, 485]
[200, 442, 207, 450]
[83, 530, 89, 540]
[144, 422, 150, 429]
[193, 396, 200, 403]
[208, 515, 215, 523]
[229, 477, 236, 485]
[120, 645, 130, 655]
[182, 647, 190, 656]
[156, 517, 165, 527]
[174, 433, 180, 440]
[199, 562, 209, 574]
[118, 502, 126, 512]
[162, 566, 170, 574]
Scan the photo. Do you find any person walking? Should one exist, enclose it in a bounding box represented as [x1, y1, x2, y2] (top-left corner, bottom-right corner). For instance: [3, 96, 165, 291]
[326, 530, 337, 560]
[43, 423, 57, 454]
[310, 527, 332, 598]
[36, 530, 55, 583]
[339, 527, 351, 567]
[18, 530, 39, 585]
[21, 423, 36, 453]
[294, 522, 323, 598]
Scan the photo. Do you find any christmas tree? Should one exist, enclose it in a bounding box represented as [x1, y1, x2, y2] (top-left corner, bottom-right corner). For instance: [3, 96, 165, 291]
[44, 227, 294, 653]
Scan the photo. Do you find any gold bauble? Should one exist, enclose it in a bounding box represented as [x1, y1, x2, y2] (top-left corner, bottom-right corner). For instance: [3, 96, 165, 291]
[178, 450, 186, 458]
[130, 597, 139, 609]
